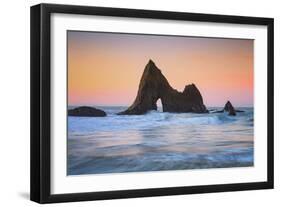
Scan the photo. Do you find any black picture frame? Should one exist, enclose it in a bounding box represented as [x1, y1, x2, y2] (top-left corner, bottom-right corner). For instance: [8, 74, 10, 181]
[30, 3, 274, 204]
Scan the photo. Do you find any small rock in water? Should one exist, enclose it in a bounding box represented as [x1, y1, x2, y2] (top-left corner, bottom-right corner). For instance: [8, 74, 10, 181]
[223, 101, 236, 116]
[211, 101, 244, 116]
[68, 106, 106, 117]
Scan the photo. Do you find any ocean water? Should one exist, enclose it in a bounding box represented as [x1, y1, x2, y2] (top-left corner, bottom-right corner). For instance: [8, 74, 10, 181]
[67, 106, 254, 175]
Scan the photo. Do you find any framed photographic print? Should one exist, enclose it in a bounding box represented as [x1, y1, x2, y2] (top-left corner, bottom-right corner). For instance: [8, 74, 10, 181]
[30, 3, 274, 203]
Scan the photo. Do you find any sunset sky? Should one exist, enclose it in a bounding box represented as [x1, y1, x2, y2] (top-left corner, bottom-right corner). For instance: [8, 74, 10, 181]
[68, 31, 253, 107]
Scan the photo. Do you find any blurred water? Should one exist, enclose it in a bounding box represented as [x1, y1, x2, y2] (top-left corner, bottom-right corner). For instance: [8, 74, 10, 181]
[67, 107, 254, 175]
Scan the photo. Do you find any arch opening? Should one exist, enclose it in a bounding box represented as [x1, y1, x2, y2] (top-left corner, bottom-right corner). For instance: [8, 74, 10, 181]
[156, 98, 163, 112]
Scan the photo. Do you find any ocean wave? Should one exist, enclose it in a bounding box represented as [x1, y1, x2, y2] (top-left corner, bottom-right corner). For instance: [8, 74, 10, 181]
[68, 112, 234, 135]
[68, 148, 254, 175]
[68, 108, 253, 136]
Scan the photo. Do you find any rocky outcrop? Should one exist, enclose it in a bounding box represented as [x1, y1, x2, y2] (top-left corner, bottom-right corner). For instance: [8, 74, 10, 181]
[212, 101, 244, 116]
[223, 101, 236, 116]
[68, 106, 106, 117]
[118, 60, 208, 115]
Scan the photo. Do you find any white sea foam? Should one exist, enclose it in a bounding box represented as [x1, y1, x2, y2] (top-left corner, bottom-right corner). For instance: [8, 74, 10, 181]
[68, 108, 247, 135]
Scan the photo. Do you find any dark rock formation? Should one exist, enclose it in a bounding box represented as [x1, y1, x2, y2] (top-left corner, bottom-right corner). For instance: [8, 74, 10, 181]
[118, 60, 208, 115]
[68, 106, 106, 117]
[235, 109, 245, 113]
[223, 101, 236, 116]
[211, 101, 244, 115]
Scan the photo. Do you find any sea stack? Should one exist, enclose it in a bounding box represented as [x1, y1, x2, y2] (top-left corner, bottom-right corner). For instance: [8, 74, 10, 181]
[118, 60, 208, 115]
[223, 101, 236, 116]
[68, 106, 107, 117]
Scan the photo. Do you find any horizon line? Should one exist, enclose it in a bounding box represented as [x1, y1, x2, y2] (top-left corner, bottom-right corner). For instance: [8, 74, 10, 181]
[68, 104, 254, 108]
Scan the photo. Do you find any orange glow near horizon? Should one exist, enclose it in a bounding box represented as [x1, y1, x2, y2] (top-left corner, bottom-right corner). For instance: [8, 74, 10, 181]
[68, 31, 253, 107]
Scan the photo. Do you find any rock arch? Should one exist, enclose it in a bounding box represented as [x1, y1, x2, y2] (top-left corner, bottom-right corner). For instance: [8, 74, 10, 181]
[118, 60, 208, 115]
